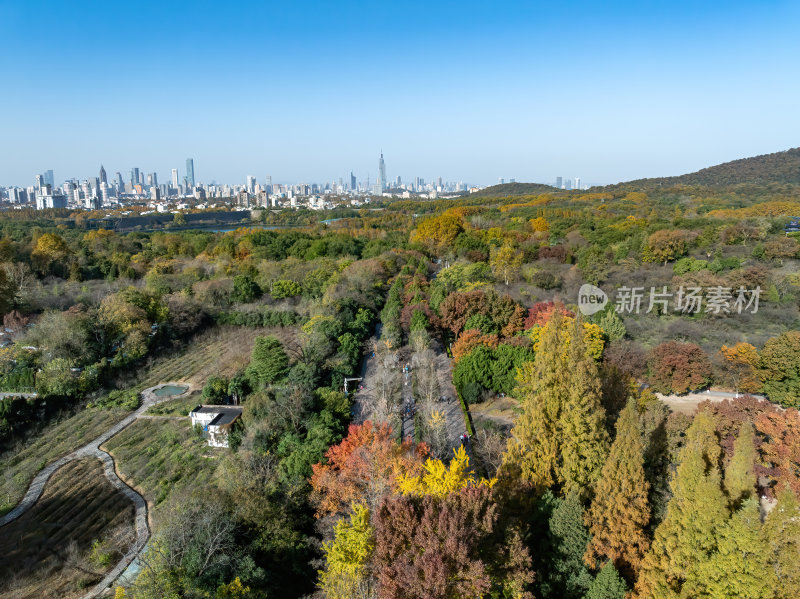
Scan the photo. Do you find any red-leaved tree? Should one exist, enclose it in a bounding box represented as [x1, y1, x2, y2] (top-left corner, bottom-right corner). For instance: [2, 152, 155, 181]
[647, 341, 712, 394]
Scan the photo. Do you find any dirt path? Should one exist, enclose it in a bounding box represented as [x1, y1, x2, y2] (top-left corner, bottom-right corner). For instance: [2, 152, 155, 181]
[0, 383, 193, 598]
[657, 389, 769, 415]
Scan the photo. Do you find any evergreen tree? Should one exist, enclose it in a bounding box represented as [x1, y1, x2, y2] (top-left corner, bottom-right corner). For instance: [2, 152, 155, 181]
[634, 412, 728, 599]
[723, 420, 757, 510]
[584, 562, 628, 599]
[765, 485, 800, 599]
[557, 316, 609, 497]
[545, 491, 594, 599]
[585, 398, 650, 578]
[501, 313, 566, 492]
[692, 498, 774, 599]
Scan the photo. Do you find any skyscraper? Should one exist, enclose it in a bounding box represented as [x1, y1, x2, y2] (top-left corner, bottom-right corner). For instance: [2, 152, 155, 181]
[131, 167, 140, 187]
[377, 151, 386, 193]
[171, 168, 179, 189]
[35, 174, 45, 189]
[44, 170, 54, 187]
[246, 175, 256, 194]
[556, 176, 563, 188]
[99, 165, 107, 184]
[115, 172, 124, 190]
[186, 158, 195, 188]
[575, 177, 581, 190]
[350, 171, 356, 190]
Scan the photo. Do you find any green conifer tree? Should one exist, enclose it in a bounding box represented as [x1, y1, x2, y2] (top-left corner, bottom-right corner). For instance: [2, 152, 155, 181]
[546, 491, 594, 599]
[723, 420, 757, 510]
[557, 317, 610, 497]
[501, 312, 566, 492]
[634, 412, 728, 599]
[765, 485, 800, 599]
[584, 562, 628, 599]
[691, 498, 774, 599]
[585, 398, 650, 578]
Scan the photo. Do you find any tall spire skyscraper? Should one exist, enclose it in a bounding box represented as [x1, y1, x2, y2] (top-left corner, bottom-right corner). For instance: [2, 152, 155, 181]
[99, 165, 107, 184]
[186, 158, 195, 188]
[377, 151, 386, 193]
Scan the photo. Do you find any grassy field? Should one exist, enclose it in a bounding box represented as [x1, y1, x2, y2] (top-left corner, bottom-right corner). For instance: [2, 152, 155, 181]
[0, 408, 131, 515]
[146, 390, 203, 416]
[0, 458, 135, 599]
[103, 418, 219, 513]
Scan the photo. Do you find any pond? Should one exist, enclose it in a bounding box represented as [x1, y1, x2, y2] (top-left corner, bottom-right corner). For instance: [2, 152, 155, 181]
[153, 384, 189, 398]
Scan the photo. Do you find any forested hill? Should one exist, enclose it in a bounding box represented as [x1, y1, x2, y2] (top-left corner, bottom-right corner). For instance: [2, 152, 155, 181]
[608, 147, 800, 189]
[468, 182, 556, 198]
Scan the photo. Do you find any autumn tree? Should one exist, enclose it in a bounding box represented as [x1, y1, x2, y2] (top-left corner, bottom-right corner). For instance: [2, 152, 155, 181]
[643, 229, 694, 264]
[502, 313, 608, 498]
[584, 399, 650, 578]
[310, 421, 427, 518]
[439, 290, 488, 336]
[397, 445, 495, 498]
[490, 243, 524, 285]
[634, 412, 728, 599]
[410, 213, 464, 257]
[756, 408, 800, 496]
[373, 487, 533, 599]
[451, 329, 499, 363]
[524, 301, 574, 329]
[717, 342, 761, 394]
[558, 316, 609, 497]
[318, 503, 376, 599]
[759, 331, 800, 407]
[647, 341, 712, 394]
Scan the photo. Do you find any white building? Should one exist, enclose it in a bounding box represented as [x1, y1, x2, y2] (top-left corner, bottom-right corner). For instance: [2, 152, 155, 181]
[189, 405, 243, 448]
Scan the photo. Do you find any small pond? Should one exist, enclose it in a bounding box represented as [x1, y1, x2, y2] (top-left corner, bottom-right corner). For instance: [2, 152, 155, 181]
[153, 384, 189, 398]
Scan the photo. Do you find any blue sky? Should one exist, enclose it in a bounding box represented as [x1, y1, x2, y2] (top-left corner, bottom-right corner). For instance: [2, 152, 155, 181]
[1, 0, 799, 187]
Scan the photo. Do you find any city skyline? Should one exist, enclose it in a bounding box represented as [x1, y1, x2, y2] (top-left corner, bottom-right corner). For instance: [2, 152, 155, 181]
[2, 2, 800, 186]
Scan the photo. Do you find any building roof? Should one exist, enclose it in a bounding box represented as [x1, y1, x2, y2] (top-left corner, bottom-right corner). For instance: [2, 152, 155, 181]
[190, 405, 243, 426]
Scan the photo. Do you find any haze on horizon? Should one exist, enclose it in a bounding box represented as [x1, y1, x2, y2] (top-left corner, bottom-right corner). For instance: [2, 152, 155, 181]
[1, 0, 799, 188]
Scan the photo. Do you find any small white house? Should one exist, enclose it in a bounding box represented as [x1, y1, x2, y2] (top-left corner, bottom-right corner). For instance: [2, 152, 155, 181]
[189, 405, 243, 448]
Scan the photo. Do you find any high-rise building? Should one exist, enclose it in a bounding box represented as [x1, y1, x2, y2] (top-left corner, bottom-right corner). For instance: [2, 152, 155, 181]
[350, 171, 356, 190]
[35, 174, 45, 189]
[115, 172, 124, 190]
[171, 168, 179, 189]
[377, 151, 386, 193]
[131, 167, 140, 187]
[99, 165, 107, 184]
[575, 177, 581, 190]
[186, 158, 195, 188]
[44, 170, 54, 188]
[556, 176, 562, 188]
[246, 175, 256, 194]
[151, 172, 158, 188]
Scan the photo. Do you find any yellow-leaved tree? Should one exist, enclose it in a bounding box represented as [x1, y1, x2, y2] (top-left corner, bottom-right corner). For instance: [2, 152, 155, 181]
[398, 445, 496, 498]
[318, 503, 375, 599]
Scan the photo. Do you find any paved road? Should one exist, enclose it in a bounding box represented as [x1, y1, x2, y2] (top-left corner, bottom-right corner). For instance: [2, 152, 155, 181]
[0, 391, 37, 399]
[0, 383, 192, 599]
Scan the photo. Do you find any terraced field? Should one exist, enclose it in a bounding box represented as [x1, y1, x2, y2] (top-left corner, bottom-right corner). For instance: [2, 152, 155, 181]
[0, 458, 135, 599]
[129, 325, 294, 390]
[103, 418, 218, 511]
[0, 408, 131, 515]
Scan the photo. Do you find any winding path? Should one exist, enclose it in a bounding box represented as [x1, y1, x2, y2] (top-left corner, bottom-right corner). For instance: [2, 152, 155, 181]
[0, 383, 192, 599]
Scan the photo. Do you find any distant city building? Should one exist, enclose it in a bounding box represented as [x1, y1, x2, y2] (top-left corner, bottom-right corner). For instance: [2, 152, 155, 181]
[376, 152, 386, 193]
[575, 177, 581, 190]
[35, 185, 67, 210]
[350, 171, 356, 190]
[35, 174, 45, 189]
[131, 167, 140, 188]
[99, 165, 107, 184]
[171, 168, 179, 189]
[556, 176, 563, 188]
[246, 175, 256, 194]
[115, 172, 124, 190]
[186, 158, 195, 188]
[44, 170, 54, 188]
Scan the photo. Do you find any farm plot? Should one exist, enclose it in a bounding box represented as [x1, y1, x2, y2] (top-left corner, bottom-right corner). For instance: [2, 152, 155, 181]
[0, 408, 131, 515]
[0, 458, 135, 599]
[103, 418, 218, 513]
[126, 325, 296, 390]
